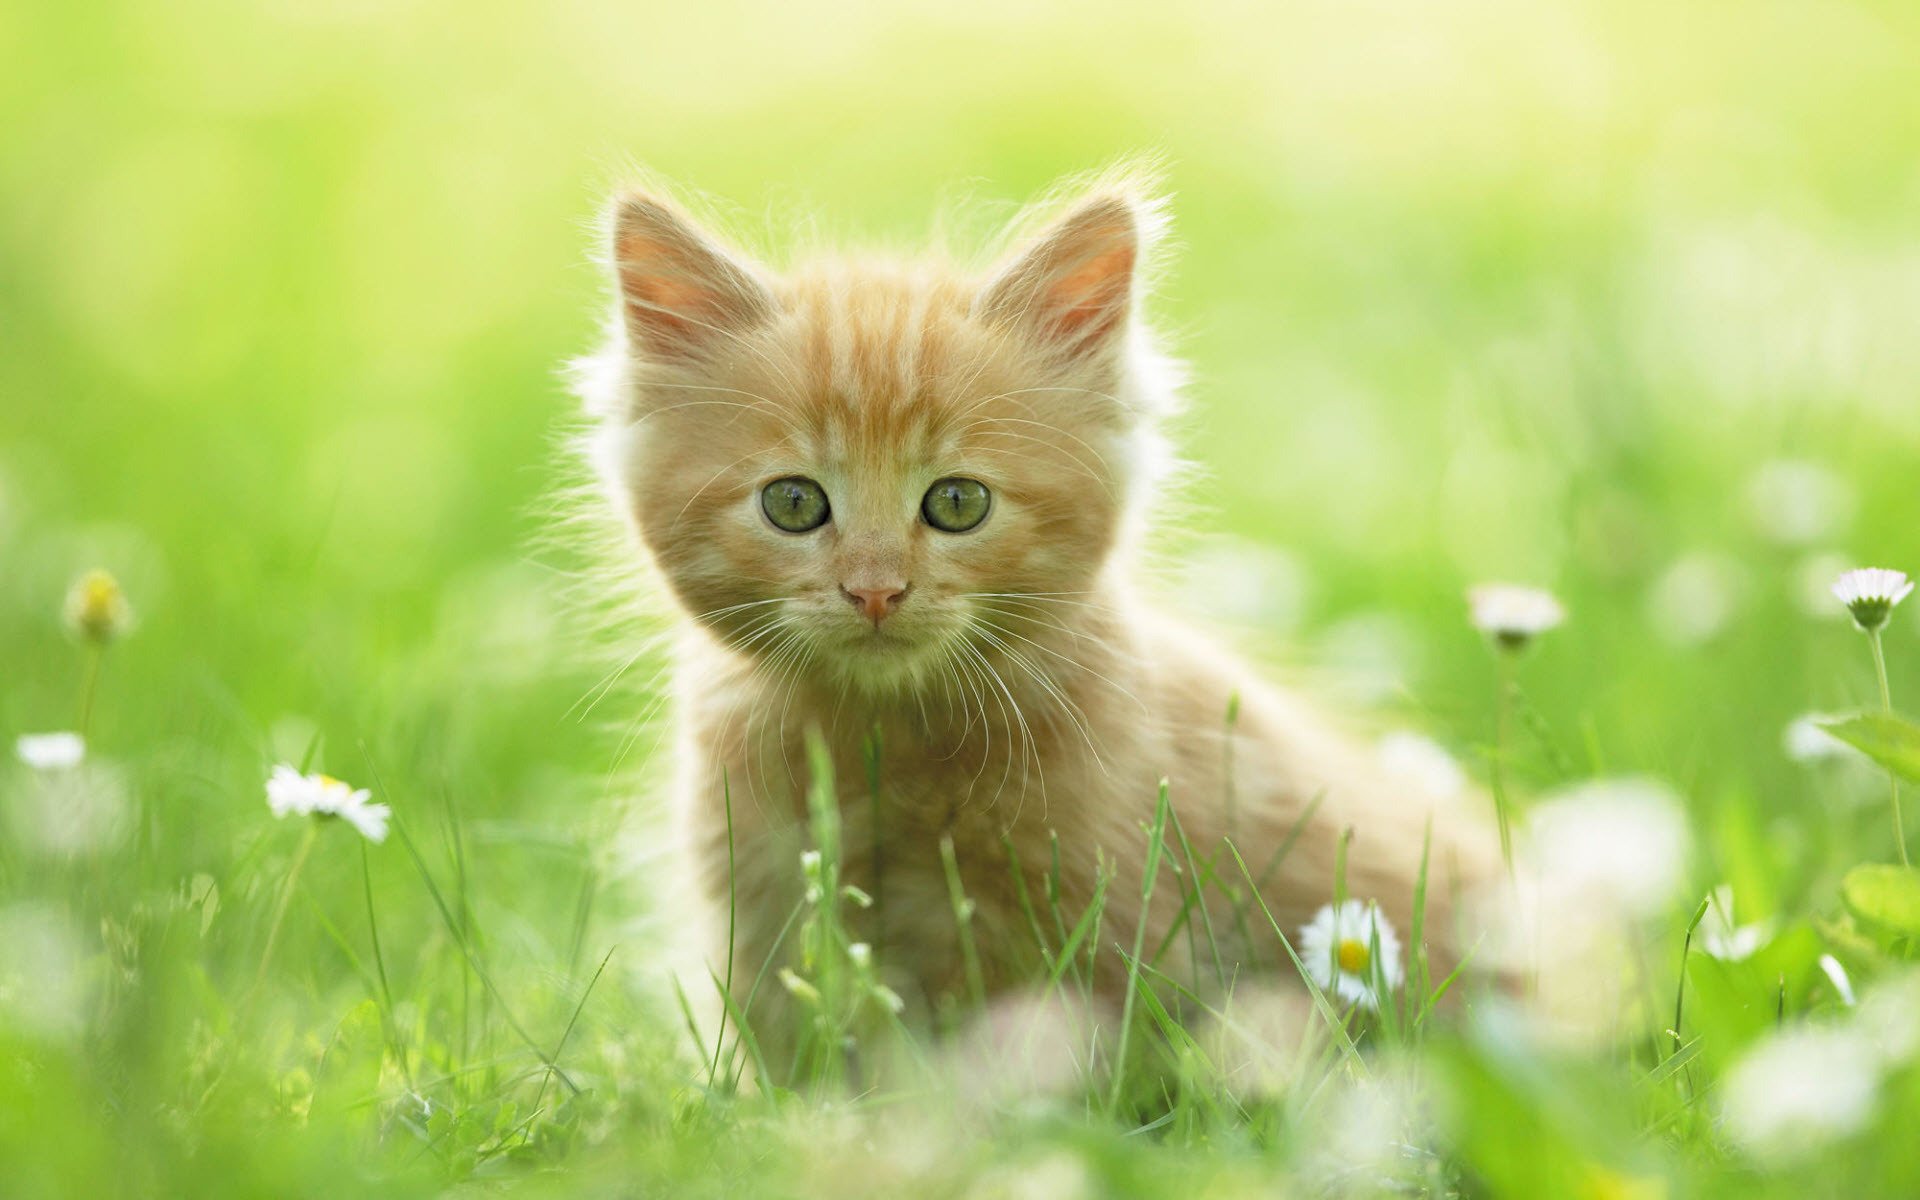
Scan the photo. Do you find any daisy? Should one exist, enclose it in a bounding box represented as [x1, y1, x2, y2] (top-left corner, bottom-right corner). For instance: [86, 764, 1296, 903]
[265, 764, 390, 843]
[64, 568, 133, 644]
[1832, 568, 1913, 632]
[15, 732, 85, 772]
[1467, 584, 1564, 650]
[1297, 899, 1403, 1010]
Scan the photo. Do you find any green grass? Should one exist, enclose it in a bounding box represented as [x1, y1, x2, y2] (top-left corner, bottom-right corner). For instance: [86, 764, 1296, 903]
[8, 0, 1920, 1193]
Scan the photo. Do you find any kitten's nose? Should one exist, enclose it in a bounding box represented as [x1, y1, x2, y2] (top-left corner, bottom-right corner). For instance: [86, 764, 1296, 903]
[841, 583, 907, 627]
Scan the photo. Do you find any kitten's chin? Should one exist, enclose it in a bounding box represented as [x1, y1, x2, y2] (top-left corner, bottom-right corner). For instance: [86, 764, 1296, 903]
[822, 629, 948, 693]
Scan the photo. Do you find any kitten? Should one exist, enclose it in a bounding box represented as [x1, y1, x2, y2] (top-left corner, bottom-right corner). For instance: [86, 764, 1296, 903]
[577, 170, 1499, 1041]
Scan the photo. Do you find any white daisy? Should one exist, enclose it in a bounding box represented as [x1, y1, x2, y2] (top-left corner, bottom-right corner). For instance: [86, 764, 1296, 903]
[1467, 584, 1564, 650]
[1832, 567, 1913, 632]
[1376, 731, 1467, 801]
[1297, 899, 1403, 1010]
[15, 732, 85, 772]
[1699, 885, 1772, 962]
[1721, 1024, 1880, 1162]
[264, 764, 390, 843]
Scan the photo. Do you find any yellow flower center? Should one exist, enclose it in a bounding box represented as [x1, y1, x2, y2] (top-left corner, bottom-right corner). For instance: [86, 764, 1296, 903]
[1337, 938, 1370, 974]
[66, 569, 130, 643]
[316, 774, 342, 788]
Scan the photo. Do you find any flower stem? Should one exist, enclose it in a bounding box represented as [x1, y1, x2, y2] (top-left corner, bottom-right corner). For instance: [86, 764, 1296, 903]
[1868, 628, 1908, 866]
[1490, 652, 1516, 875]
[75, 644, 105, 737]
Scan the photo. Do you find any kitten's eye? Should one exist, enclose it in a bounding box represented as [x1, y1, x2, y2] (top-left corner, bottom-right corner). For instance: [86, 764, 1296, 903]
[921, 477, 992, 533]
[761, 477, 831, 533]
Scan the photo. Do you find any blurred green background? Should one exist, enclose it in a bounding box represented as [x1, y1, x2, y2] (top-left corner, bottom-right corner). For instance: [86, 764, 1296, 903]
[9, 0, 1920, 862]
[5, 0, 1920, 1191]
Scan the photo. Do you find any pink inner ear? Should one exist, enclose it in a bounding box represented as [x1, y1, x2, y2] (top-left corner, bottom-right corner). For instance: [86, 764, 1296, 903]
[978, 195, 1143, 359]
[615, 232, 725, 348]
[1043, 242, 1136, 347]
[610, 202, 772, 359]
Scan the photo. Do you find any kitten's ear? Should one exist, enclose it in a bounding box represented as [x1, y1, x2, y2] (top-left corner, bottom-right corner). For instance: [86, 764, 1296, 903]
[974, 192, 1150, 361]
[609, 193, 775, 361]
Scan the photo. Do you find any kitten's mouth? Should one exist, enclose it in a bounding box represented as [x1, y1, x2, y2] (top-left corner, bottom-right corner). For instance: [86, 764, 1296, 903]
[833, 619, 951, 673]
[847, 625, 917, 650]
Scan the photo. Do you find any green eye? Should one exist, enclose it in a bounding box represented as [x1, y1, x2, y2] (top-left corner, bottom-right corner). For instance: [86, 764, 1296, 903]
[761, 476, 830, 532]
[921, 477, 991, 533]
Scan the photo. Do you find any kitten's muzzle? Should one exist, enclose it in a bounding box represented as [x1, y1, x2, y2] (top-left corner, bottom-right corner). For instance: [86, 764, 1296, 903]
[841, 582, 909, 627]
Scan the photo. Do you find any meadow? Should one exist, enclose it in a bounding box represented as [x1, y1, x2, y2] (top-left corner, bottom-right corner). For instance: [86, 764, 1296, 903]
[7, 0, 1920, 1194]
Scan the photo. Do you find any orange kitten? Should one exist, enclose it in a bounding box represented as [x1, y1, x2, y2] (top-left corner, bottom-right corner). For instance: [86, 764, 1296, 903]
[577, 171, 1499, 1037]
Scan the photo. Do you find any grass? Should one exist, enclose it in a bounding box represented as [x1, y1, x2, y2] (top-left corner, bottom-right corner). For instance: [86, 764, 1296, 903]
[9, 0, 1920, 1192]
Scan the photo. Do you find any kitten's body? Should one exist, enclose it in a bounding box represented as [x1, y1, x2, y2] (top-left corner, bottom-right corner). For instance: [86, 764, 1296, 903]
[674, 602, 1487, 1013]
[582, 175, 1497, 1034]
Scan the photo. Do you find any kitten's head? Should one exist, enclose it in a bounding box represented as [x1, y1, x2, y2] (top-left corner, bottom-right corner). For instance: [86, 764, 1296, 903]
[581, 174, 1178, 693]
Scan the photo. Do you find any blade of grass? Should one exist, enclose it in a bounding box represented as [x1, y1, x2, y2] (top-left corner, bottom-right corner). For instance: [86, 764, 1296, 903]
[386, 809, 581, 1096]
[1002, 834, 1057, 974]
[1254, 790, 1328, 896]
[1403, 817, 1432, 1031]
[708, 770, 737, 1089]
[1167, 798, 1227, 989]
[524, 944, 615, 1139]
[673, 975, 710, 1063]
[1225, 838, 1367, 1074]
[1042, 863, 1113, 999]
[1116, 947, 1247, 1130]
[1108, 779, 1173, 1113]
[939, 833, 987, 1012]
[710, 967, 773, 1097]
[729, 897, 808, 1093]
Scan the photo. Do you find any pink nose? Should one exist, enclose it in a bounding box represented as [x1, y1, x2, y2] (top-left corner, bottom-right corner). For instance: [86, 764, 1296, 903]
[841, 583, 907, 626]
